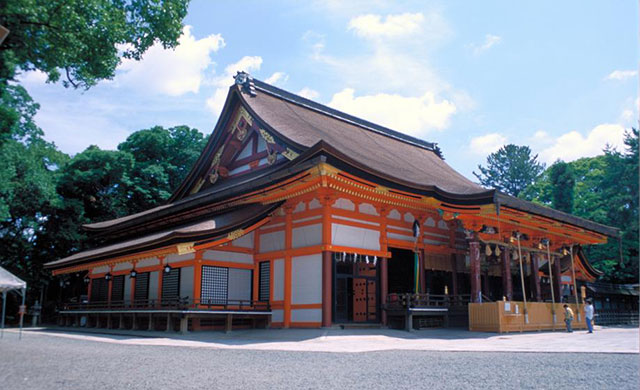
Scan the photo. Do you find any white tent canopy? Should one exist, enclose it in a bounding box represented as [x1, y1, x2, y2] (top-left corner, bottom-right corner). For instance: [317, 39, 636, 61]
[0, 266, 26, 292]
[0, 266, 27, 339]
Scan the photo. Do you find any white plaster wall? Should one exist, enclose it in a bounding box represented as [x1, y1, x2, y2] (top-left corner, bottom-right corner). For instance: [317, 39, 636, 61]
[438, 220, 449, 230]
[424, 217, 436, 227]
[124, 275, 131, 300]
[227, 268, 252, 302]
[91, 265, 110, 274]
[260, 230, 285, 253]
[113, 262, 132, 272]
[334, 215, 378, 226]
[292, 224, 322, 248]
[404, 212, 415, 223]
[291, 309, 322, 322]
[137, 257, 160, 268]
[180, 266, 194, 299]
[388, 209, 401, 220]
[291, 254, 322, 305]
[202, 250, 253, 264]
[333, 197, 355, 211]
[273, 259, 284, 301]
[388, 232, 415, 242]
[293, 201, 306, 213]
[232, 231, 254, 249]
[166, 252, 195, 264]
[308, 198, 321, 210]
[332, 223, 380, 251]
[272, 309, 284, 323]
[358, 203, 378, 216]
[149, 271, 159, 300]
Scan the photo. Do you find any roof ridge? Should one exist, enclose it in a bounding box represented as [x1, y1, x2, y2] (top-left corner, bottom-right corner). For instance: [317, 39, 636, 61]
[251, 78, 437, 152]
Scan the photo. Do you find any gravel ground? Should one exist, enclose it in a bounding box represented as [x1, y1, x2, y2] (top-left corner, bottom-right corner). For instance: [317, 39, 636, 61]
[0, 332, 637, 390]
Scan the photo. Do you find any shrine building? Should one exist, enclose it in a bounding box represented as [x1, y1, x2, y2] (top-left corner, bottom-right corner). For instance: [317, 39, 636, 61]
[45, 73, 618, 332]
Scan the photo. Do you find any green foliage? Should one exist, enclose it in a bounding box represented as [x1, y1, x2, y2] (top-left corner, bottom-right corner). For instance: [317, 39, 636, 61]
[0, 84, 43, 143]
[0, 129, 69, 288]
[521, 130, 639, 282]
[0, 0, 189, 86]
[473, 144, 546, 197]
[549, 161, 575, 213]
[118, 125, 206, 213]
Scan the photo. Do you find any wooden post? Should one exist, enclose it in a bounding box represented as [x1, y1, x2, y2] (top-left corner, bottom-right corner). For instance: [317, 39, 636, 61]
[321, 193, 333, 328]
[322, 251, 332, 327]
[530, 253, 541, 302]
[283, 204, 293, 328]
[380, 257, 388, 325]
[193, 254, 202, 307]
[482, 269, 490, 299]
[87, 277, 93, 302]
[450, 254, 458, 298]
[180, 316, 189, 334]
[501, 248, 512, 300]
[553, 255, 562, 301]
[225, 314, 233, 333]
[469, 240, 481, 303]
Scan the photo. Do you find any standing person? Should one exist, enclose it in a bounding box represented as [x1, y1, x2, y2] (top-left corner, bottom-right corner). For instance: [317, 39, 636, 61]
[563, 304, 574, 333]
[584, 299, 595, 333]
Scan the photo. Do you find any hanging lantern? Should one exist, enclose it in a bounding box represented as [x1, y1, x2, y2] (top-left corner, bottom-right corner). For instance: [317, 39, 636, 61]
[373, 256, 378, 266]
[365, 255, 370, 264]
[485, 245, 492, 256]
[512, 250, 519, 260]
[495, 246, 501, 257]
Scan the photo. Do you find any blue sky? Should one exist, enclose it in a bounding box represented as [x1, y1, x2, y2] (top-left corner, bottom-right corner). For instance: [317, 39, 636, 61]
[18, 0, 638, 179]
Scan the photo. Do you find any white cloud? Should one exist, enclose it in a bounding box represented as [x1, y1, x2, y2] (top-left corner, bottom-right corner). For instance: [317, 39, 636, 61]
[16, 70, 49, 85]
[348, 13, 424, 38]
[298, 87, 320, 100]
[328, 88, 456, 137]
[265, 72, 289, 85]
[605, 70, 637, 81]
[538, 123, 627, 163]
[469, 133, 508, 155]
[470, 34, 502, 55]
[118, 26, 224, 96]
[620, 109, 634, 124]
[205, 56, 263, 115]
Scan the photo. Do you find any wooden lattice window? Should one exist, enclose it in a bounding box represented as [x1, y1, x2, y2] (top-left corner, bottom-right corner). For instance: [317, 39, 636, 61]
[90, 278, 109, 302]
[134, 272, 150, 301]
[110, 275, 125, 302]
[161, 267, 181, 300]
[200, 266, 228, 305]
[258, 261, 270, 302]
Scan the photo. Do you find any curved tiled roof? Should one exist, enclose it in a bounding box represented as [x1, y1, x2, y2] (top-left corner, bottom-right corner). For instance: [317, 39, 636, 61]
[244, 80, 488, 196]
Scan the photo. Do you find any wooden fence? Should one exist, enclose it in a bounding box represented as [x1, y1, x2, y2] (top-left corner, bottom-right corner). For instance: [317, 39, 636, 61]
[469, 301, 587, 333]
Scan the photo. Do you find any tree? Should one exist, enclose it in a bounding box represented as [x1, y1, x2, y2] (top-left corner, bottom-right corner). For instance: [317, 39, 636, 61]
[0, 0, 189, 87]
[549, 161, 575, 213]
[118, 125, 206, 213]
[0, 0, 190, 141]
[473, 144, 545, 197]
[520, 130, 639, 282]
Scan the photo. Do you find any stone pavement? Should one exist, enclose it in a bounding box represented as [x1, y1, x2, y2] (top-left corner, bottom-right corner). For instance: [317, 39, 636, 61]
[5, 325, 638, 354]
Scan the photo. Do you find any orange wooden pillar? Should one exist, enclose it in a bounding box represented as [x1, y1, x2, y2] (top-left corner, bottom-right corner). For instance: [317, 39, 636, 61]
[322, 251, 332, 327]
[552, 254, 562, 301]
[380, 257, 388, 325]
[283, 204, 293, 328]
[321, 192, 334, 328]
[530, 253, 541, 302]
[501, 248, 512, 300]
[87, 278, 93, 302]
[450, 254, 458, 297]
[469, 240, 481, 303]
[419, 249, 426, 293]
